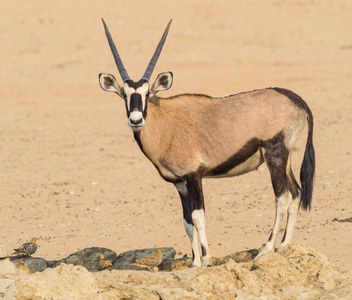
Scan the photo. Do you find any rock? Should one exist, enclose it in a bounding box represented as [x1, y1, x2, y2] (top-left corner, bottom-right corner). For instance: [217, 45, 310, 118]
[317, 263, 341, 290]
[15, 264, 99, 299]
[52, 247, 117, 270]
[4, 244, 352, 299]
[253, 251, 307, 288]
[11, 257, 47, 274]
[0, 279, 17, 300]
[113, 247, 176, 270]
[162, 256, 192, 271]
[0, 259, 19, 275]
[215, 248, 259, 265]
[0, 245, 8, 259]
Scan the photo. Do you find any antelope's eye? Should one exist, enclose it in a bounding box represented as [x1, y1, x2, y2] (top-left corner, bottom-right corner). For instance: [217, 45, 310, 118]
[146, 92, 150, 99]
[121, 89, 126, 98]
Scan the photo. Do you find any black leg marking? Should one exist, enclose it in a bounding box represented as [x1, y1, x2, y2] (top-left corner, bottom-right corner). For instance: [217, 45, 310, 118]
[289, 169, 300, 199]
[267, 232, 273, 242]
[263, 132, 289, 197]
[271, 87, 315, 211]
[182, 169, 212, 266]
[177, 186, 193, 225]
[184, 169, 205, 211]
[281, 229, 287, 243]
[201, 245, 207, 257]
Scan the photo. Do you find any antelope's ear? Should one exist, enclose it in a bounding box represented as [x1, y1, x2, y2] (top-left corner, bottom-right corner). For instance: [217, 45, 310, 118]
[99, 73, 124, 98]
[150, 72, 173, 94]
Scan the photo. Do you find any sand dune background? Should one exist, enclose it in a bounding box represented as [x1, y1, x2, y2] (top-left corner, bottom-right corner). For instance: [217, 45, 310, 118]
[1, 1, 351, 271]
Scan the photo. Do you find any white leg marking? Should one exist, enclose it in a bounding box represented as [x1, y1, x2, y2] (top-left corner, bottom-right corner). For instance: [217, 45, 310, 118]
[192, 209, 212, 266]
[176, 182, 202, 267]
[175, 182, 187, 194]
[258, 193, 291, 257]
[281, 194, 300, 248]
[184, 219, 201, 267]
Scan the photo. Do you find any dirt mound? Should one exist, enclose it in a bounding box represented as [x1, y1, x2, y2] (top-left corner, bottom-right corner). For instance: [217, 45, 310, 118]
[1, 244, 351, 299]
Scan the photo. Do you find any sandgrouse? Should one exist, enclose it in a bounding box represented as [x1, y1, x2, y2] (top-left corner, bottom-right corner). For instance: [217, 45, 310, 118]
[132, 248, 163, 271]
[97, 253, 113, 271]
[13, 238, 38, 256]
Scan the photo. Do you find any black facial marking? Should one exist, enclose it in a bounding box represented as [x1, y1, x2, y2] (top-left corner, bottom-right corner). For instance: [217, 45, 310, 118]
[124, 79, 150, 120]
[125, 78, 148, 89]
[121, 88, 126, 99]
[130, 93, 143, 112]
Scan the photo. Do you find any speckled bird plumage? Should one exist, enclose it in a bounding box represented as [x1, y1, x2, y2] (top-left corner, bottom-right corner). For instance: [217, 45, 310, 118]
[13, 238, 38, 256]
[132, 248, 163, 271]
[97, 253, 113, 271]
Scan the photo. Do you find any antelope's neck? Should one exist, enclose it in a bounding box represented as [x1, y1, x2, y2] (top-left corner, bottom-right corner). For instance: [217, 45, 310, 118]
[133, 103, 164, 162]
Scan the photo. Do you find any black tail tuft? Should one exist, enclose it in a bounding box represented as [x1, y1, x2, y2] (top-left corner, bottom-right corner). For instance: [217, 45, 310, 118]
[300, 114, 315, 210]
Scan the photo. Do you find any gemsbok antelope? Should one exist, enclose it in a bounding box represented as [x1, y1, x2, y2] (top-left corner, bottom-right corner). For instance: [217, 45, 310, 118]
[99, 19, 315, 267]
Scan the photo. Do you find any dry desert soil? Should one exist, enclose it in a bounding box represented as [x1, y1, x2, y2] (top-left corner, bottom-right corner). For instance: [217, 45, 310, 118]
[1, 0, 351, 273]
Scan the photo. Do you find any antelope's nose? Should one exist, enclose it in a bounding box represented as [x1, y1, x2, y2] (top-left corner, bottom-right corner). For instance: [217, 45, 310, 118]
[130, 117, 143, 125]
[128, 111, 145, 131]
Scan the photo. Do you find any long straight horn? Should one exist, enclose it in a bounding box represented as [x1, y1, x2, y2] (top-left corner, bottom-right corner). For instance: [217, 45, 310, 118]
[101, 18, 130, 82]
[142, 19, 172, 81]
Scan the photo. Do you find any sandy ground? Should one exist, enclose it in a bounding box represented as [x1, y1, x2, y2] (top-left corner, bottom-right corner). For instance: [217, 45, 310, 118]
[1, 1, 351, 272]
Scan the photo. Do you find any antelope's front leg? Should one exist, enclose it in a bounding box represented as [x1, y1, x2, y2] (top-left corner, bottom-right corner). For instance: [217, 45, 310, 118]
[176, 182, 201, 267]
[191, 208, 212, 266]
[178, 171, 212, 267]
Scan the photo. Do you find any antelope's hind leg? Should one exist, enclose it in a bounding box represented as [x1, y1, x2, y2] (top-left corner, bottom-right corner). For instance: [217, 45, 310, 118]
[258, 134, 294, 257]
[280, 169, 301, 248]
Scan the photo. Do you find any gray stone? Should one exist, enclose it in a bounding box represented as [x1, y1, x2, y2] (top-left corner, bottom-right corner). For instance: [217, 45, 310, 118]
[215, 248, 259, 265]
[162, 256, 192, 271]
[52, 247, 117, 270]
[6, 244, 352, 299]
[11, 257, 47, 274]
[113, 247, 176, 270]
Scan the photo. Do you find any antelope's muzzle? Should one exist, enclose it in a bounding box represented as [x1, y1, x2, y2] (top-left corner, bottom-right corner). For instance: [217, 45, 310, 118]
[128, 111, 145, 131]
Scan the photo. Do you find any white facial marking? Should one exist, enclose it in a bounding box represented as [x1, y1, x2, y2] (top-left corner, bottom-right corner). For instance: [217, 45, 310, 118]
[128, 111, 145, 124]
[124, 82, 150, 131]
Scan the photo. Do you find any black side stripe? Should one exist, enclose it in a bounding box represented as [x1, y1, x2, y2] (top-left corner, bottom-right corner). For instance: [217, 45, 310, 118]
[209, 138, 262, 176]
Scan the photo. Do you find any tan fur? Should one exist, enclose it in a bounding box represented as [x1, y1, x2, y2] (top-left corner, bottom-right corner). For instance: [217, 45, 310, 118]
[99, 19, 314, 267]
[139, 89, 308, 181]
